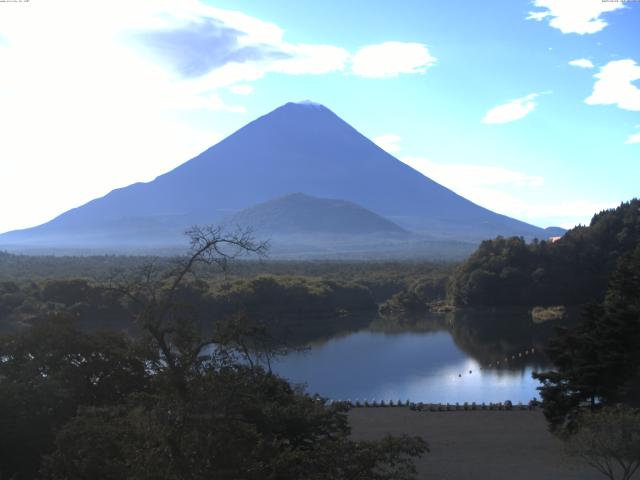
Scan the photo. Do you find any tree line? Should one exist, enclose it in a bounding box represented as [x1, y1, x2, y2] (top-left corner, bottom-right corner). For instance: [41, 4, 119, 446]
[448, 199, 640, 307]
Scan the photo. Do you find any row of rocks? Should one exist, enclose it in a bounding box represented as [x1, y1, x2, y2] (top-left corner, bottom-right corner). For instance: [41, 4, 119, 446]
[325, 399, 541, 410]
[409, 400, 539, 411]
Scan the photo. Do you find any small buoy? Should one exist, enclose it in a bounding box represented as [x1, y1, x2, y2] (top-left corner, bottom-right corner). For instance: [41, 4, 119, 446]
[458, 374, 462, 378]
[469, 370, 472, 374]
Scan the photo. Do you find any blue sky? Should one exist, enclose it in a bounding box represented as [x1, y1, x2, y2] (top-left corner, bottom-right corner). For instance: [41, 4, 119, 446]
[0, 0, 638, 233]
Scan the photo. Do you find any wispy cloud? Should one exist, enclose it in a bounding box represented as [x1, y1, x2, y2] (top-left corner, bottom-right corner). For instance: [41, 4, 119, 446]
[401, 156, 545, 189]
[585, 59, 640, 111]
[625, 126, 640, 145]
[269, 44, 351, 75]
[373, 134, 402, 153]
[127, 3, 351, 88]
[351, 42, 436, 78]
[569, 58, 594, 69]
[527, 0, 625, 34]
[132, 18, 287, 78]
[625, 133, 640, 145]
[228, 84, 254, 95]
[482, 93, 541, 124]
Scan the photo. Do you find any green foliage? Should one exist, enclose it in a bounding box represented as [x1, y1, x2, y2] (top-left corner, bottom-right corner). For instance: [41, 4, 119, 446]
[0, 252, 452, 290]
[378, 275, 448, 315]
[0, 259, 457, 334]
[534, 245, 640, 431]
[0, 316, 149, 479]
[41, 370, 427, 480]
[211, 274, 376, 319]
[0, 275, 378, 339]
[449, 199, 640, 307]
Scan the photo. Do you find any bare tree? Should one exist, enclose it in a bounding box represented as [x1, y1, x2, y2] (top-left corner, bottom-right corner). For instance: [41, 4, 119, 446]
[565, 406, 640, 480]
[108, 225, 268, 396]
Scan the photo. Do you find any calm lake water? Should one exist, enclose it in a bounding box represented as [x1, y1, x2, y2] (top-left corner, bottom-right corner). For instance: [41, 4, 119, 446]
[269, 311, 557, 404]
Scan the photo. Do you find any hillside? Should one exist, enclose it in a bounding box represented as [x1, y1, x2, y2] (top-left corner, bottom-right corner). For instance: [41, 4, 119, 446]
[227, 193, 407, 235]
[448, 199, 640, 306]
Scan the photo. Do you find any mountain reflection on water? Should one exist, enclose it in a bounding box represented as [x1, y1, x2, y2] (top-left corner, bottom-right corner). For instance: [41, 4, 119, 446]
[269, 309, 569, 403]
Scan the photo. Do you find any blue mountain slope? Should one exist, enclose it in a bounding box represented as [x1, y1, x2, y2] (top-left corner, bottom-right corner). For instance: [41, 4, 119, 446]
[0, 101, 558, 251]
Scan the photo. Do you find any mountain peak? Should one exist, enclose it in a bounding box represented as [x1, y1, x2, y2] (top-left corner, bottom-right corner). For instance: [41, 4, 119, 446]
[292, 99, 326, 108]
[279, 100, 331, 113]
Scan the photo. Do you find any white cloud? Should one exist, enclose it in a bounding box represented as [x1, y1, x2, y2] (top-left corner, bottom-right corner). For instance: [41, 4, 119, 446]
[373, 134, 403, 153]
[399, 156, 611, 228]
[482, 93, 540, 124]
[625, 134, 640, 145]
[401, 157, 545, 189]
[209, 93, 246, 113]
[527, 0, 625, 34]
[519, 200, 617, 228]
[585, 59, 640, 111]
[351, 42, 436, 78]
[527, 11, 550, 21]
[569, 58, 595, 69]
[229, 84, 254, 95]
[625, 129, 640, 144]
[0, 0, 437, 233]
[269, 44, 350, 75]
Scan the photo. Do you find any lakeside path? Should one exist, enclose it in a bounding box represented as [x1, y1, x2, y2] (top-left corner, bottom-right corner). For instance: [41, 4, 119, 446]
[349, 408, 601, 480]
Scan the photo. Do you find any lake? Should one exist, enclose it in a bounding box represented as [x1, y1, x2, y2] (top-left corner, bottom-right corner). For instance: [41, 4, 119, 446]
[269, 310, 558, 404]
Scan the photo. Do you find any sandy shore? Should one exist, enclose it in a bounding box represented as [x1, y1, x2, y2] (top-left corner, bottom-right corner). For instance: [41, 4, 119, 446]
[349, 408, 600, 480]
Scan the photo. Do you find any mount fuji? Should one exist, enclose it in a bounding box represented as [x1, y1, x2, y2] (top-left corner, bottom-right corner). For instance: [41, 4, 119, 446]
[0, 101, 561, 257]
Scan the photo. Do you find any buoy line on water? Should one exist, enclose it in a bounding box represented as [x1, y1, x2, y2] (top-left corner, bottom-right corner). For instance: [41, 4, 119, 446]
[484, 346, 536, 370]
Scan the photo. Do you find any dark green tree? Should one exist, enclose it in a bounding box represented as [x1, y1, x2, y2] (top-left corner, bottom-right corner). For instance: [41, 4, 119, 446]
[0, 316, 149, 479]
[534, 245, 640, 431]
[449, 199, 640, 308]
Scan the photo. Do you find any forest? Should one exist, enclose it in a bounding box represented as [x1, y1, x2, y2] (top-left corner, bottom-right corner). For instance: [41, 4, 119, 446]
[0, 253, 454, 338]
[448, 199, 640, 307]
